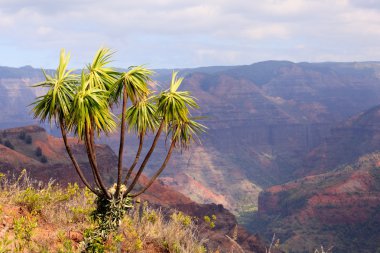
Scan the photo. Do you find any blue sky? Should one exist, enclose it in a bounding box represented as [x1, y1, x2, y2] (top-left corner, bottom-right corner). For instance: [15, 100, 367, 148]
[1, 0, 380, 69]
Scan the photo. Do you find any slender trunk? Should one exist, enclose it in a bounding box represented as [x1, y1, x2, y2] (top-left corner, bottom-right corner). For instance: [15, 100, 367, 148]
[90, 125, 97, 162]
[85, 126, 111, 199]
[116, 87, 127, 198]
[125, 121, 165, 194]
[59, 120, 98, 195]
[84, 134, 101, 189]
[131, 140, 175, 197]
[124, 133, 144, 185]
[89, 125, 101, 188]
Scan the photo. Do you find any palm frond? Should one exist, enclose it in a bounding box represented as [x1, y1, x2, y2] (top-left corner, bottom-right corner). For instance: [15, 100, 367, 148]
[169, 118, 207, 149]
[69, 80, 116, 139]
[112, 66, 153, 104]
[86, 47, 120, 91]
[156, 71, 199, 125]
[31, 49, 78, 126]
[125, 97, 158, 135]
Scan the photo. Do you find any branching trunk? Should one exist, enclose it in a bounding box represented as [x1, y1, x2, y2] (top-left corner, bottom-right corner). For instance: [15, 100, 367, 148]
[124, 133, 144, 185]
[59, 119, 98, 195]
[84, 134, 102, 189]
[85, 127, 111, 199]
[116, 87, 128, 198]
[125, 121, 165, 194]
[131, 140, 175, 197]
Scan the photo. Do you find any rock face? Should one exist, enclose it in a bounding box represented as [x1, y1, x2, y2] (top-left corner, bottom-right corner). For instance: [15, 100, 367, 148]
[3, 62, 380, 216]
[246, 107, 380, 252]
[250, 153, 380, 253]
[298, 105, 380, 177]
[147, 61, 380, 214]
[0, 125, 117, 184]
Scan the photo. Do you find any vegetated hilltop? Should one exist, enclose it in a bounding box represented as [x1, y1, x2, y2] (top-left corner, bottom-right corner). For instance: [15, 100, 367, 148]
[0, 125, 272, 253]
[248, 152, 380, 253]
[3, 62, 380, 215]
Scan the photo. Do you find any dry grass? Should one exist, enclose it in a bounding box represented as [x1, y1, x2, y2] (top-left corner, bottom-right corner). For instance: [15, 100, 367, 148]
[0, 170, 207, 252]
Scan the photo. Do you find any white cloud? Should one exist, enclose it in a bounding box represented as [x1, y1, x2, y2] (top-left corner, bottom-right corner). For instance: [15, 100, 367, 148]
[0, 0, 380, 68]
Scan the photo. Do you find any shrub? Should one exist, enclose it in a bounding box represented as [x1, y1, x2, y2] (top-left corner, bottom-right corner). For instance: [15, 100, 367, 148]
[25, 135, 32, 144]
[13, 216, 38, 243]
[18, 131, 26, 140]
[40, 155, 48, 163]
[35, 147, 42, 157]
[4, 140, 14, 150]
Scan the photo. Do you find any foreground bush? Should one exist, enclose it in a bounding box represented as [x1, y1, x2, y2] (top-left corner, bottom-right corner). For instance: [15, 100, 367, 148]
[0, 172, 206, 252]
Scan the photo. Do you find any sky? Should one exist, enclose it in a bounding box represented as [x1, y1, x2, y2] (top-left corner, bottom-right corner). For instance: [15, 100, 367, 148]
[1, 0, 380, 69]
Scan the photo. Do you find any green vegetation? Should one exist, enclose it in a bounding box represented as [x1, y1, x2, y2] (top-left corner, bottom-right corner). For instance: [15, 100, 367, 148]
[18, 131, 32, 144]
[25, 135, 32, 144]
[4, 140, 14, 150]
[40, 155, 48, 163]
[35, 147, 42, 157]
[18, 131, 26, 140]
[0, 172, 207, 252]
[31, 48, 206, 248]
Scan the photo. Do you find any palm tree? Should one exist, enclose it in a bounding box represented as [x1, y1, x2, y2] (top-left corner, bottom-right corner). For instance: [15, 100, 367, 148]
[112, 66, 153, 198]
[32, 48, 206, 238]
[32, 49, 98, 195]
[124, 71, 205, 197]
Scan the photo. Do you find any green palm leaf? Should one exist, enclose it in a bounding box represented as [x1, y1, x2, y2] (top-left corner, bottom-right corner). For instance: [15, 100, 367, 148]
[169, 117, 207, 149]
[112, 66, 153, 104]
[156, 71, 199, 124]
[31, 49, 77, 125]
[126, 97, 158, 135]
[70, 76, 116, 139]
[86, 47, 119, 92]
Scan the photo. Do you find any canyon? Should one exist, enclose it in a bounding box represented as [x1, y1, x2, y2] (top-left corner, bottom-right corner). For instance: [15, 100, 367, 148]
[2, 61, 380, 251]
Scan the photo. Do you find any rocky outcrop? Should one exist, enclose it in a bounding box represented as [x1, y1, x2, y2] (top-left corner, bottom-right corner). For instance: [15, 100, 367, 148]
[251, 153, 380, 253]
[298, 105, 380, 177]
[4, 62, 380, 217]
[0, 125, 117, 184]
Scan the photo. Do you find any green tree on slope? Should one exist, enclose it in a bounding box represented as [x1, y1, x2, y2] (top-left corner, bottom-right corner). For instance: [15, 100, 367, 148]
[32, 48, 205, 237]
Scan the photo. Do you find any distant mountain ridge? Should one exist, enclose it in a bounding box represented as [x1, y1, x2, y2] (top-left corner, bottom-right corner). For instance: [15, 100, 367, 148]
[3, 61, 380, 215]
[244, 105, 380, 252]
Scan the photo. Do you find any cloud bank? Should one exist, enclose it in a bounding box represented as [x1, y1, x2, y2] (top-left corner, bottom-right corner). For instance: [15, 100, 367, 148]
[1, 0, 380, 68]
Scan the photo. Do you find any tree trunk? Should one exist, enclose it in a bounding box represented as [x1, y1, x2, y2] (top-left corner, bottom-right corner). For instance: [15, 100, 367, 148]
[124, 133, 144, 185]
[116, 87, 128, 198]
[131, 140, 175, 197]
[59, 120, 98, 195]
[125, 121, 165, 194]
[85, 126, 111, 199]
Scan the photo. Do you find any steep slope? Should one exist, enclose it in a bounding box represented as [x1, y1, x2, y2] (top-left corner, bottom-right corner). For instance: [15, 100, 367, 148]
[298, 105, 380, 177]
[0, 125, 272, 252]
[248, 153, 380, 253]
[3, 62, 380, 216]
[146, 62, 380, 214]
[0, 125, 117, 184]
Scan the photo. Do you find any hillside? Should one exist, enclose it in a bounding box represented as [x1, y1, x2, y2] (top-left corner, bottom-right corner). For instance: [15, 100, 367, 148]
[297, 105, 380, 177]
[101, 61, 380, 215]
[0, 125, 116, 185]
[3, 61, 380, 215]
[246, 152, 380, 253]
[240, 106, 380, 252]
[0, 125, 272, 252]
